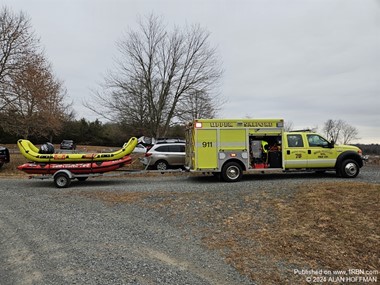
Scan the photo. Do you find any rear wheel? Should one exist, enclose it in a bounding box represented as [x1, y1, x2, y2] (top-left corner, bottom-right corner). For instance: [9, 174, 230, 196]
[339, 159, 359, 178]
[221, 162, 243, 182]
[54, 173, 71, 188]
[155, 160, 168, 171]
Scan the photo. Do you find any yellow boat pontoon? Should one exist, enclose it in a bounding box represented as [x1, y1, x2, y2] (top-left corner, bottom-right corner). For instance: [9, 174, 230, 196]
[17, 137, 138, 163]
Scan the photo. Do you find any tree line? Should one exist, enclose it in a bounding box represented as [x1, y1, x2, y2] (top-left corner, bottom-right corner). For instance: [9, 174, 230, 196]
[0, 117, 186, 146]
[355, 144, 380, 155]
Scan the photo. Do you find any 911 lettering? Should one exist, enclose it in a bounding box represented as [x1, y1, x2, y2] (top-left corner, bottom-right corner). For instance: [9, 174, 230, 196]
[202, 142, 213, 148]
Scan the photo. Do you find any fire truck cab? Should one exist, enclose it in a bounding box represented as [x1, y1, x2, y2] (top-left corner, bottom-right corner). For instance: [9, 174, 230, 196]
[185, 119, 363, 182]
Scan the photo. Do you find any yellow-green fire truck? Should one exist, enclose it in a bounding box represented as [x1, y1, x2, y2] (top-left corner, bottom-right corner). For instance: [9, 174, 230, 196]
[185, 119, 363, 182]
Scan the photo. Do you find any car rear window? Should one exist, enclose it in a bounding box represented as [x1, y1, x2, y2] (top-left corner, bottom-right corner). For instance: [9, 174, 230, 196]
[168, 145, 185, 152]
[154, 144, 185, 152]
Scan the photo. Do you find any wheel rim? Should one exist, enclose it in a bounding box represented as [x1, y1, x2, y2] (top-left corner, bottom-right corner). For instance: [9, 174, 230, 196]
[56, 176, 68, 187]
[156, 162, 167, 170]
[226, 165, 240, 180]
[345, 162, 358, 177]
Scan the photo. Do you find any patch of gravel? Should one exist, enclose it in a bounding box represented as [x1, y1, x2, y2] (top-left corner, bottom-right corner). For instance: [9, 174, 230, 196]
[0, 177, 255, 285]
[0, 165, 378, 285]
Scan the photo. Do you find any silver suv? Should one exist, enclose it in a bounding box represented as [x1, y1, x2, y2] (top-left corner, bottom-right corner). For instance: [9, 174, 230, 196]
[141, 143, 185, 170]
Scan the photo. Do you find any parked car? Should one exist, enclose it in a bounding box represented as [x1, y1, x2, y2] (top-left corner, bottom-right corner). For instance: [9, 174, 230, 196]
[141, 142, 185, 170]
[60, 139, 76, 150]
[0, 146, 10, 169]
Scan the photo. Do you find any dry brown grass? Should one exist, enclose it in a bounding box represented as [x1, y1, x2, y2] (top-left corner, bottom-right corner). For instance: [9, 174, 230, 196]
[76, 182, 380, 285]
[203, 182, 380, 284]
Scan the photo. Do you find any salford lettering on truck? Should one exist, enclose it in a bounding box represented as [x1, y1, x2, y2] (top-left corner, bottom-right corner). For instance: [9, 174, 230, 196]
[243, 122, 274, 128]
[185, 118, 364, 182]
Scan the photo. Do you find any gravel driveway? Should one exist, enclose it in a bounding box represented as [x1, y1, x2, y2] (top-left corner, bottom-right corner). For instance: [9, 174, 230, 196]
[0, 165, 378, 285]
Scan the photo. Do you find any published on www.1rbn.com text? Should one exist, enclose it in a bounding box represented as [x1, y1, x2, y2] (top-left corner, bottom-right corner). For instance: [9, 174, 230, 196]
[293, 268, 378, 283]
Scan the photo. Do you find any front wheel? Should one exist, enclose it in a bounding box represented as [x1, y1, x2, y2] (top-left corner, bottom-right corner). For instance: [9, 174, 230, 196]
[221, 162, 243, 182]
[339, 159, 360, 178]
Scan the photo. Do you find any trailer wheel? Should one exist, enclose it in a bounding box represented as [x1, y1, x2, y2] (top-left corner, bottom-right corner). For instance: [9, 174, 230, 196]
[339, 159, 359, 178]
[54, 173, 71, 188]
[221, 162, 243, 182]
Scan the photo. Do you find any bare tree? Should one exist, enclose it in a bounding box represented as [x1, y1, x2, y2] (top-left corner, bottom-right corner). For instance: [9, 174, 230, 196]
[323, 119, 359, 144]
[341, 123, 360, 144]
[87, 15, 223, 137]
[323, 119, 343, 143]
[2, 52, 69, 139]
[175, 90, 220, 122]
[284, 121, 294, 132]
[0, 6, 37, 110]
[0, 7, 70, 140]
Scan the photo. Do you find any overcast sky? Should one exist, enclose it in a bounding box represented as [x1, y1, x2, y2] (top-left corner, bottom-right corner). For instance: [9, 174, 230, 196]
[4, 0, 380, 143]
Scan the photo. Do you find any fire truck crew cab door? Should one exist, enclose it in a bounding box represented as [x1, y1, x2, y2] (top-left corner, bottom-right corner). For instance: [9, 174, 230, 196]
[284, 134, 308, 168]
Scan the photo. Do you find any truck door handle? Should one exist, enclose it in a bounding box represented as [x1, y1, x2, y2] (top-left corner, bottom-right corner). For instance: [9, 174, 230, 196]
[287, 150, 290, 155]
[308, 150, 311, 154]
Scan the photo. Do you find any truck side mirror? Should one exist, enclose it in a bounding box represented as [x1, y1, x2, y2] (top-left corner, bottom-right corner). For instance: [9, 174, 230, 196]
[329, 140, 335, 148]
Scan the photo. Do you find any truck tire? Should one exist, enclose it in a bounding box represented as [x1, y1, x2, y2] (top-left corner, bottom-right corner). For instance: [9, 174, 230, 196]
[54, 173, 71, 188]
[221, 162, 243, 182]
[339, 159, 360, 178]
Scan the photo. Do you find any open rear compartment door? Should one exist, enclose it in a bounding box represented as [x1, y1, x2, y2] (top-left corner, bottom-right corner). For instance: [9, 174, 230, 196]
[248, 135, 283, 169]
